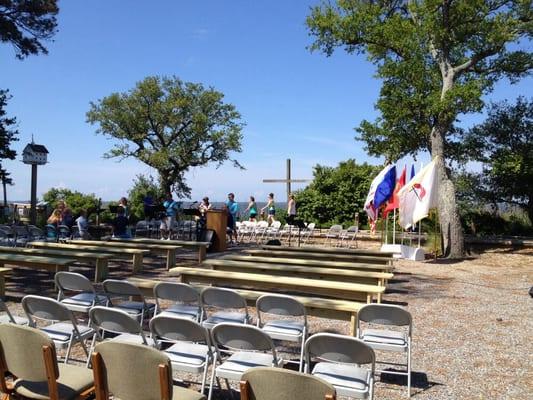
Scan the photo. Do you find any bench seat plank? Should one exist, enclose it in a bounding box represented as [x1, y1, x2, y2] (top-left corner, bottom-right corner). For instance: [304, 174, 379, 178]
[261, 244, 396, 258]
[170, 267, 384, 303]
[110, 238, 210, 263]
[220, 255, 394, 272]
[244, 249, 394, 265]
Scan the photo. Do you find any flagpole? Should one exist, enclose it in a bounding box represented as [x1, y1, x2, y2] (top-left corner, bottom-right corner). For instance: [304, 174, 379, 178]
[385, 213, 388, 245]
[392, 208, 396, 245]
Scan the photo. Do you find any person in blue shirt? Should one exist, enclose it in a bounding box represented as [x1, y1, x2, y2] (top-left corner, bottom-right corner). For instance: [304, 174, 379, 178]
[225, 192, 239, 243]
[160, 193, 179, 240]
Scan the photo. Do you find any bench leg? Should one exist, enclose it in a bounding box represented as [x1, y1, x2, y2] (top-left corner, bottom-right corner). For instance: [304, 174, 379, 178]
[132, 254, 143, 273]
[95, 259, 108, 283]
[166, 249, 176, 270]
[349, 313, 356, 336]
[198, 246, 206, 263]
[366, 294, 372, 304]
[0, 274, 5, 298]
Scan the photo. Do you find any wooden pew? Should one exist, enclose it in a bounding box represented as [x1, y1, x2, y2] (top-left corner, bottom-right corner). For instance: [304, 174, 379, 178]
[170, 267, 385, 303]
[0, 247, 110, 282]
[0, 267, 11, 297]
[0, 254, 76, 290]
[65, 240, 180, 270]
[244, 249, 394, 265]
[128, 277, 365, 336]
[261, 244, 396, 258]
[203, 259, 393, 290]
[29, 242, 148, 273]
[220, 254, 394, 273]
[109, 237, 210, 263]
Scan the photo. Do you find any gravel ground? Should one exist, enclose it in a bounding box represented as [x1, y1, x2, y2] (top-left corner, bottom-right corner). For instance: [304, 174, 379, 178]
[2, 245, 532, 399]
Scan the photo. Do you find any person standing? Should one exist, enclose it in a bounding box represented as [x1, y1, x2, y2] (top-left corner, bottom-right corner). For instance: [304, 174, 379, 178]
[244, 196, 258, 221]
[118, 197, 129, 219]
[75, 210, 92, 239]
[287, 194, 297, 224]
[160, 193, 179, 240]
[143, 192, 155, 221]
[261, 193, 276, 224]
[112, 207, 131, 239]
[225, 193, 239, 243]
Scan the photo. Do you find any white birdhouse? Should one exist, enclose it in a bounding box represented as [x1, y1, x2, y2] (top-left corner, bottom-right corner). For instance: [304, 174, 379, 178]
[22, 142, 48, 165]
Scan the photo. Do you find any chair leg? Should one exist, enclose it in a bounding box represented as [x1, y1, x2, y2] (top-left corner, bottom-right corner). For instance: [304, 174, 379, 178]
[64, 339, 74, 364]
[407, 344, 411, 397]
[207, 356, 217, 400]
[299, 340, 305, 373]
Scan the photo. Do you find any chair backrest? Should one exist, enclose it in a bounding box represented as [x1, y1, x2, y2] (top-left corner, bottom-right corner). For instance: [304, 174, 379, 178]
[28, 226, 44, 239]
[0, 324, 54, 382]
[89, 306, 145, 338]
[103, 279, 143, 299]
[256, 294, 306, 324]
[358, 304, 412, 335]
[201, 287, 247, 310]
[57, 225, 71, 237]
[211, 323, 276, 355]
[22, 295, 73, 324]
[305, 333, 375, 367]
[241, 367, 336, 400]
[55, 271, 95, 295]
[45, 224, 57, 239]
[93, 341, 172, 400]
[270, 221, 281, 229]
[306, 223, 316, 231]
[150, 315, 210, 345]
[345, 225, 358, 233]
[14, 225, 29, 237]
[329, 225, 343, 232]
[154, 282, 199, 305]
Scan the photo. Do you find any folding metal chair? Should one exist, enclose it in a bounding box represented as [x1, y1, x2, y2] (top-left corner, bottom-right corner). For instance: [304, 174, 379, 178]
[154, 281, 201, 321]
[22, 295, 94, 364]
[103, 279, 155, 325]
[200, 287, 250, 330]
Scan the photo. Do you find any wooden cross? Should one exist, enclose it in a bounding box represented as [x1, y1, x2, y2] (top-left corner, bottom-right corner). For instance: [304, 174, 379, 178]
[262, 159, 310, 203]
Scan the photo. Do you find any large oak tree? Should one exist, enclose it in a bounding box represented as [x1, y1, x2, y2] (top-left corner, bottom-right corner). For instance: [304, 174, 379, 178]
[307, 0, 532, 257]
[87, 76, 244, 197]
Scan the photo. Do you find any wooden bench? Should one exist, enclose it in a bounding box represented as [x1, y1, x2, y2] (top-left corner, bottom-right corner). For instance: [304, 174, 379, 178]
[0, 267, 11, 297]
[170, 267, 385, 303]
[29, 242, 148, 273]
[0, 254, 76, 290]
[261, 244, 396, 258]
[110, 238, 210, 263]
[0, 247, 111, 282]
[65, 240, 180, 270]
[128, 277, 365, 335]
[203, 259, 393, 291]
[244, 249, 394, 265]
[220, 254, 394, 273]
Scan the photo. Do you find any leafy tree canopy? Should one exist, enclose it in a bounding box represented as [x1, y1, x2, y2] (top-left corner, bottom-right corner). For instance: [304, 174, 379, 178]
[307, 0, 532, 257]
[86, 75, 245, 197]
[127, 174, 165, 222]
[0, 0, 58, 59]
[295, 159, 380, 226]
[0, 89, 18, 161]
[42, 188, 99, 217]
[460, 96, 533, 223]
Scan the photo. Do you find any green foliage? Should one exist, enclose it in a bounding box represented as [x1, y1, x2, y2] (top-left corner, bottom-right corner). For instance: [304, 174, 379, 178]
[460, 97, 533, 223]
[86, 75, 245, 197]
[127, 174, 165, 221]
[0, 0, 59, 59]
[294, 160, 380, 227]
[42, 188, 99, 218]
[0, 89, 18, 163]
[307, 0, 533, 161]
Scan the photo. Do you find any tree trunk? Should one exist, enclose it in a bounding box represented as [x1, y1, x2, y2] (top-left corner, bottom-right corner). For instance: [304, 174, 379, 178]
[430, 122, 465, 258]
[2, 179, 6, 207]
[160, 172, 173, 196]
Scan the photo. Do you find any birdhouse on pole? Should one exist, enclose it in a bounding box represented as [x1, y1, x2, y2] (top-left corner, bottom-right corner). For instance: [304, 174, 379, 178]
[22, 138, 48, 225]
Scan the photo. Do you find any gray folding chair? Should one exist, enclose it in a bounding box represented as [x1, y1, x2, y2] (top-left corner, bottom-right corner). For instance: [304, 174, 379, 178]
[200, 287, 250, 330]
[340, 226, 358, 248]
[208, 323, 283, 400]
[304, 333, 375, 399]
[150, 315, 213, 394]
[55, 271, 106, 321]
[91, 341, 205, 400]
[0, 298, 28, 325]
[256, 294, 307, 372]
[154, 281, 201, 321]
[0, 324, 94, 400]
[22, 295, 94, 364]
[87, 306, 153, 366]
[13, 225, 30, 247]
[357, 304, 413, 397]
[240, 367, 336, 400]
[103, 279, 155, 325]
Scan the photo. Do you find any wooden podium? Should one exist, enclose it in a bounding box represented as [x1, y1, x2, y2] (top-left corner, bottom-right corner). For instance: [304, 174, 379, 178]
[206, 209, 227, 252]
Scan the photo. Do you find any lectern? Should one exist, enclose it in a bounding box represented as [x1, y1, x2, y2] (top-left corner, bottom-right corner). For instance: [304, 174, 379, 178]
[206, 209, 227, 252]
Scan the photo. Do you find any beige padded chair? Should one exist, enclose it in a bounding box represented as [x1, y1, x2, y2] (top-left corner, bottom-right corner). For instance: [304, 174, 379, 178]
[92, 341, 205, 400]
[0, 323, 94, 400]
[240, 367, 336, 400]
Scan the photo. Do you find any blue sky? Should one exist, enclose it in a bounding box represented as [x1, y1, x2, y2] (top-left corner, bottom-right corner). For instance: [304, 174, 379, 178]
[1, 0, 531, 203]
